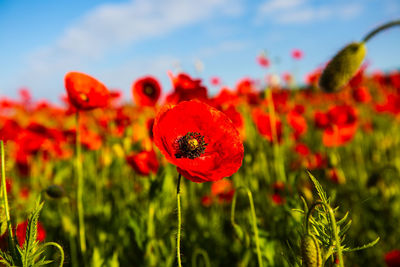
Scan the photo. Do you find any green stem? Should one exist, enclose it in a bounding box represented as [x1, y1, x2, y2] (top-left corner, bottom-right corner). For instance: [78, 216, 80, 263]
[0, 140, 17, 260]
[266, 89, 286, 183]
[306, 201, 344, 267]
[362, 20, 400, 43]
[40, 242, 65, 267]
[75, 112, 86, 254]
[191, 248, 211, 267]
[176, 173, 182, 267]
[231, 187, 263, 267]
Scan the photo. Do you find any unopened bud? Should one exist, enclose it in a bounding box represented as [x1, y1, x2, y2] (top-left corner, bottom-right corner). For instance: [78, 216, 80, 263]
[319, 42, 366, 93]
[46, 184, 65, 199]
[301, 234, 322, 267]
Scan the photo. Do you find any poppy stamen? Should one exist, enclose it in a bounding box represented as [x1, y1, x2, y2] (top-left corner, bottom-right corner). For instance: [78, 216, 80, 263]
[175, 132, 207, 159]
[144, 84, 155, 96]
[79, 93, 89, 102]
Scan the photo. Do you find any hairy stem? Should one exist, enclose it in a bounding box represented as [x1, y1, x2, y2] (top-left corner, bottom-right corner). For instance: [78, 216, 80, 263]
[362, 20, 400, 43]
[0, 140, 16, 260]
[176, 173, 182, 267]
[41, 242, 65, 267]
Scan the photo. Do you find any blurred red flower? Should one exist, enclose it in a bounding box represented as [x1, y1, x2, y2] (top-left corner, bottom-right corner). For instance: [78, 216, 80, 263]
[252, 108, 282, 143]
[294, 143, 310, 156]
[291, 49, 303, 60]
[236, 78, 254, 95]
[153, 100, 244, 183]
[271, 182, 285, 205]
[352, 86, 371, 103]
[257, 54, 270, 68]
[166, 72, 208, 103]
[315, 105, 358, 147]
[64, 72, 109, 110]
[287, 106, 307, 140]
[132, 76, 161, 107]
[16, 220, 46, 247]
[211, 179, 235, 203]
[126, 150, 159, 176]
[210, 76, 221, 86]
[385, 249, 400, 267]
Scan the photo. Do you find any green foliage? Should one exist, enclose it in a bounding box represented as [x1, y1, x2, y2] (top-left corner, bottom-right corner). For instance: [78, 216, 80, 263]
[296, 172, 380, 266]
[0, 198, 64, 267]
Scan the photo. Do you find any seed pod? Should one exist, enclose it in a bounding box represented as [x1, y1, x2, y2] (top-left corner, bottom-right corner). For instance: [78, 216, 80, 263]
[319, 42, 366, 93]
[46, 184, 65, 199]
[301, 234, 322, 267]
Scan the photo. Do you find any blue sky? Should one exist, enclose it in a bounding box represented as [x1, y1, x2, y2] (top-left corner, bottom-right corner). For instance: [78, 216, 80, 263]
[0, 0, 399, 103]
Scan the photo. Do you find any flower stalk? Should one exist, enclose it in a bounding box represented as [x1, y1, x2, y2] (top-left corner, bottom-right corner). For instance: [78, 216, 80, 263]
[0, 140, 16, 259]
[176, 173, 183, 267]
[362, 20, 400, 43]
[75, 112, 87, 254]
[231, 186, 263, 267]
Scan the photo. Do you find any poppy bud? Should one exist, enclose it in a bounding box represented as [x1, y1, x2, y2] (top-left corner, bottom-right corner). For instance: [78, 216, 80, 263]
[301, 234, 322, 267]
[0, 206, 6, 236]
[45, 184, 65, 199]
[319, 42, 366, 93]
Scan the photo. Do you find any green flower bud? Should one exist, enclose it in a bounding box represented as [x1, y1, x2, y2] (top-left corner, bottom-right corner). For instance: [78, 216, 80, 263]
[46, 184, 65, 199]
[301, 234, 322, 267]
[319, 42, 366, 93]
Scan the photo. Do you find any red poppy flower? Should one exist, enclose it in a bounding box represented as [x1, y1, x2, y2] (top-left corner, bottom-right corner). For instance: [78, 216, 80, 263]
[126, 150, 159, 176]
[201, 195, 213, 207]
[291, 49, 303, 60]
[236, 78, 254, 95]
[211, 179, 235, 203]
[294, 143, 310, 156]
[220, 105, 244, 134]
[166, 72, 208, 103]
[252, 108, 282, 143]
[16, 220, 46, 247]
[271, 182, 285, 205]
[211, 87, 240, 108]
[257, 54, 270, 68]
[385, 249, 400, 267]
[282, 72, 293, 85]
[64, 71, 109, 110]
[352, 86, 371, 103]
[153, 100, 244, 183]
[132, 76, 161, 107]
[210, 76, 221, 86]
[287, 108, 307, 140]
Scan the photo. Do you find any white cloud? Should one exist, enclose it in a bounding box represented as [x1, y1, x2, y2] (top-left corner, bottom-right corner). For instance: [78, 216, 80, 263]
[18, 0, 243, 101]
[259, 0, 305, 14]
[256, 1, 363, 24]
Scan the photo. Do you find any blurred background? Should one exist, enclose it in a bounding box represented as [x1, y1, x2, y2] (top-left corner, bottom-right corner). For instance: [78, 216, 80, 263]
[0, 0, 399, 102]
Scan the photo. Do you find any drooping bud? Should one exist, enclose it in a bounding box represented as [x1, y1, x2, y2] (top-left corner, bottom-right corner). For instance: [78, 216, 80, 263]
[319, 42, 366, 93]
[301, 234, 322, 267]
[45, 184, 65, 199]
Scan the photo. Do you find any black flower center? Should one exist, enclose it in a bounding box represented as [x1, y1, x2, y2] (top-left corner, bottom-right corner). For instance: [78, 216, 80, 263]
[175, 132, 207, 159]
[143, 84, 155, 97]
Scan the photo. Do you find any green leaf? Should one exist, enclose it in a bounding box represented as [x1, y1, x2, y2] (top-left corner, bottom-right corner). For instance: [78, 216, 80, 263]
[22, 200, 44, 267]
[307, 171, 328, 204]
[343, 237, 380, 252]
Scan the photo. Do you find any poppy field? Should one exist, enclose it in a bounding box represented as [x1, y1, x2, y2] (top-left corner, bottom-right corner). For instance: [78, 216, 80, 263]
[1, 21, 400, 267]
